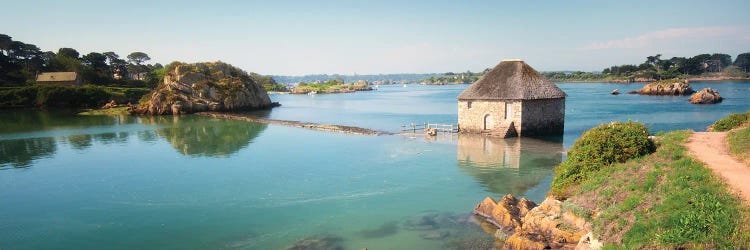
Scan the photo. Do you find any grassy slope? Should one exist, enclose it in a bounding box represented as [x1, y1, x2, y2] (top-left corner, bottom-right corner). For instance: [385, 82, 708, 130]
[77, 106, 130, 116]
[710, 111, 750, 132]
[728, 126, 750, 166]
[567, 131, 750, 248]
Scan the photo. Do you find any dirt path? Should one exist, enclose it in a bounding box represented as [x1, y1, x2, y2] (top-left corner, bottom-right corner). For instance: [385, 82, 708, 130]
[687, 132, 750, 203]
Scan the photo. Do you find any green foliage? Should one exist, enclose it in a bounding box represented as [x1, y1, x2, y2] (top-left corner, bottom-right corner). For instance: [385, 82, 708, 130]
[422, 71, 482, 84]
[728, 126, 750, 165]
[551, 121, 655, 198]
[710, 111, 750, 131]
[572, 130, 750, 248]
[249, 72, 287, 92]
[0, 85, 149, 108]
[292, 80, 371, 94]
[735, 52, 750, 72]
[263, 83, 288, 92]
[562, 200, 593, 220]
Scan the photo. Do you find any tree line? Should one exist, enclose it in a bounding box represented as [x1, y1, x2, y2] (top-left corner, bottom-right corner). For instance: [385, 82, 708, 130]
[0, 34, 164, 87]
[601, 53, 750, 80]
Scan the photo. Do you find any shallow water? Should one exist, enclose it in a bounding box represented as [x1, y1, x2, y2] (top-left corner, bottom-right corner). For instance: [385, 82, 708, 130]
[0, 81, 748, 249]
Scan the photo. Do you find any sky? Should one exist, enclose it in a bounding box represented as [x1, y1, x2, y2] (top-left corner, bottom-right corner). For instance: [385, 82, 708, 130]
[2, 0, 749, 75]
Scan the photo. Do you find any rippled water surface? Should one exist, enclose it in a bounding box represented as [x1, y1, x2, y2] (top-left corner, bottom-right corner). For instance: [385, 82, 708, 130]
[0, 81, 748, 249]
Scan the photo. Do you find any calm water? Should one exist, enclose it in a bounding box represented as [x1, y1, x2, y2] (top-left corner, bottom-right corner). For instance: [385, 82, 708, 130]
[0, 81, 748, 249]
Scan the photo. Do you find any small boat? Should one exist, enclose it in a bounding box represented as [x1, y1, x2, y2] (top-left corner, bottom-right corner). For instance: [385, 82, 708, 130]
[307, 91, 317, 96]
[403, 84, 407, 88]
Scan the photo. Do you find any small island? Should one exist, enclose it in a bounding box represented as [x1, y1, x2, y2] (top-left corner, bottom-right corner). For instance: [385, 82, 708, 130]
[290, 78, 373, 94]
[634, 78, 694, 95]
[133, 61, 277, 115]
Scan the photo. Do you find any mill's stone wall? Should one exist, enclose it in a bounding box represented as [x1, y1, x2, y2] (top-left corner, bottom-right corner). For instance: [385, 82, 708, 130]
[458, 98, 565, 137]
[519, 98, 565, 136]
[458, 100, 521, 133]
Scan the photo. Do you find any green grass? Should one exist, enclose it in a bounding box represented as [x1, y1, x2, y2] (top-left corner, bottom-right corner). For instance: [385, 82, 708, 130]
[77, 106, 131, 116]
[568, 130, 750, 248]
[710, 111, 750, 131]
[728, 126, 750, 166]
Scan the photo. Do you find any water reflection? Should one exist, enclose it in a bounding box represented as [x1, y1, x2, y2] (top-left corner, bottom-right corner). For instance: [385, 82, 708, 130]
[0, 137, 57, 169]
[0, 112, 270, 168]
[456, 133, 563, 195]
[146, 116, 268, 157]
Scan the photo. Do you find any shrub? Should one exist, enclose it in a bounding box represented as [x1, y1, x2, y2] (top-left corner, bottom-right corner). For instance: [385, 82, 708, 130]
[0, 85, 149, 108]
[551, 121, 655, 198]
[711, 112, 750, 131]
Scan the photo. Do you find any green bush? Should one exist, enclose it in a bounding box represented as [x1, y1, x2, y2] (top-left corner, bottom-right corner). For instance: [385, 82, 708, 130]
[0, 85, 149, 108]
[551, 121, 655, 198]
[710, 112, 750, 131]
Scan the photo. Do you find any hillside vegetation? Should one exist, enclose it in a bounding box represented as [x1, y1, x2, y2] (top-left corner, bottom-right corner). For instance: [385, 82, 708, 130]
[549, 122, 750, 248]
[0, 85, 149, 108]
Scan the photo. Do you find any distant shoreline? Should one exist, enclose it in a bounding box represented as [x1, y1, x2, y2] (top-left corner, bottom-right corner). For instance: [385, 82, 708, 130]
[555, 76, 749, 83]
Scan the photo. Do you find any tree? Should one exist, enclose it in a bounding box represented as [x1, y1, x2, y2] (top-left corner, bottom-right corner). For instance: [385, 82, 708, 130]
[682, 54, 711, 75]
[127, 52, 150, 65]
[82, 52, 107, 70]
[646, 54, 662, 67]
[734, 53, 750, 72]
[710, 53, 732, 68]
[57, 48, 79, 59]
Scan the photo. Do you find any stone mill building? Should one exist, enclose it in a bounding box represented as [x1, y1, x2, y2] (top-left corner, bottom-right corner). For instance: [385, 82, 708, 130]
[457, 59, 566, 138]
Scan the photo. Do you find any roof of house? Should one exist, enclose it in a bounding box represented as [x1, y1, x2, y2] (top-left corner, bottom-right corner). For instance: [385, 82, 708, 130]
[458, 60, 566, 100]
[36, 72, 78, 82]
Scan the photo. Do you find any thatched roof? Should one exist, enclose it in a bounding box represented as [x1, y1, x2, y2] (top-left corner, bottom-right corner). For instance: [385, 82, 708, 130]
[458, 60, 566, 100]
[36, 72, 78, 82]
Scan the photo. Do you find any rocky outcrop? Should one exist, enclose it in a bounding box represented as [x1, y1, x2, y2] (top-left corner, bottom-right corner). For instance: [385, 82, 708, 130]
[134, 62, 277, 115]
[689, 88, 723, 104]
[473, 195, 593, 250]
[636, 79, 694, 96]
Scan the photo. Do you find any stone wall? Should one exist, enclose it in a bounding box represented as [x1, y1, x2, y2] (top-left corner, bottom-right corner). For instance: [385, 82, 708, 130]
[458, 100, 521, 133]
[520, 98, 565, 136]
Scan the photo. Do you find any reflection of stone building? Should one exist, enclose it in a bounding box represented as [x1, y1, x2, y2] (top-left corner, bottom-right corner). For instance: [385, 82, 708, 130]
[456, 133, 563, 195]
[457, 133, 521, 168]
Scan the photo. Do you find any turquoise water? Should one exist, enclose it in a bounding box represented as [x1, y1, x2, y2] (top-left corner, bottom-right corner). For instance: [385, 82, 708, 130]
[0, 81, 748, 249]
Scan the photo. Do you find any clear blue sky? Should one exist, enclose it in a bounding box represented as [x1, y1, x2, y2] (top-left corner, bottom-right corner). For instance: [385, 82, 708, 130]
[3, 0, 749, 75]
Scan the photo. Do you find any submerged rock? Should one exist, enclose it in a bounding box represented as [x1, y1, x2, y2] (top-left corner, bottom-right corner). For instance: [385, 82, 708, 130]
[611, 89, 619, 95]
[357, 221, 398, 239]
[402, 213, 439, 231]
[689, 88, 723, 104]
[285, 234, 343, 250]
[420, 230, 450, 240]
[134, 61, 277, 115]
[636, 79, 694, 96]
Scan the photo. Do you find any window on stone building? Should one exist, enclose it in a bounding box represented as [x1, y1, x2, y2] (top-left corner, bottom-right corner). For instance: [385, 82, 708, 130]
[467, 102, 472, 109]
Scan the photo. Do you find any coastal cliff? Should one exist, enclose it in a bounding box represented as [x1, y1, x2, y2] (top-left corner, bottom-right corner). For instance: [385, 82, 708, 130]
[133, 62, 276, 115]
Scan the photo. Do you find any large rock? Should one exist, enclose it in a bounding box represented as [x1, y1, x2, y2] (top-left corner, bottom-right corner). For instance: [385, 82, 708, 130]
[473, 196, 592, 250]
[637, 79, 694, 96]
[689, 88, 723, 104]
[134, 62, 276, 115]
